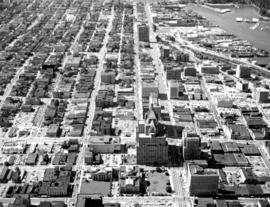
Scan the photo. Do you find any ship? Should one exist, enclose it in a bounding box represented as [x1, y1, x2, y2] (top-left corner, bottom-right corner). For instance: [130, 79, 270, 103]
[236, 17, 243, 22]
[244, 18, 259, 23]
[219, 9, 231, 14]
[256, 49, 269, 57]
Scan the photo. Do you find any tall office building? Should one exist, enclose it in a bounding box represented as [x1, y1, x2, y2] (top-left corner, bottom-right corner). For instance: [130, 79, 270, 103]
[138, 24, 149, 42]
[137, 136, 169, 166]
[186, 163, 219, 196]
[236, 65, 251, 79]
[236, 81, 249, 92]
[183, 130, 201, 160]
[136, 105, 168, 166]
[161, 46, 171, 59]
[253, 89, 269, 103]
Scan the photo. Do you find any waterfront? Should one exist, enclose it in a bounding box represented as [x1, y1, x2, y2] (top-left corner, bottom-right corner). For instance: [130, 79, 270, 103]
[186, 4, 270, 63]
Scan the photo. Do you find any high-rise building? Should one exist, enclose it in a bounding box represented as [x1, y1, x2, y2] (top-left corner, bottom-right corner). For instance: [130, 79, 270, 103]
[136, 105, 168, 166]
[138, 103, 161, 138]
[137, 136, 169, 165]
[184, 66, 197, 77]
[161, 46, 171, 59]
[138, 24, 149, 42]
[183, 130, 201, 160]
[253, 88, 269, 103]
[186, 163, 219, 196]
[236, 81, 249, 92]
[236, 65, 251, 79]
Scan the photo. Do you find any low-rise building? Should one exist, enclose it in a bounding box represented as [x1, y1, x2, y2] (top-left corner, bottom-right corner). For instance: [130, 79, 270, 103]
[101, 71, 116, 84]
[89, 137, 126, 154]
[142, 81, 158, 98]
[168, 81, 185, 100]
[119, 165, 141, 194]
[2, 141, 26, 154]
[200, 64, 219, 74]
[25, 153, 38, 165]
[184, 66, 197, 77]
[46, 124, 61, 137]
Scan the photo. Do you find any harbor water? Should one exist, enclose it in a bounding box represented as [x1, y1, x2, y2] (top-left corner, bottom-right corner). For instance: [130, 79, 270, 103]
[186, 4, 270, 64]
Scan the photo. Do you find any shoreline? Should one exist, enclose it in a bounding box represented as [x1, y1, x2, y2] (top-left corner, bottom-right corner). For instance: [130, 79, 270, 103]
[202, 4, 231, 14]
[200, 3, 270, 21]
[187, 3, 270, 64]
[205, 3, 238, 8]
[205, 2, 270, 20]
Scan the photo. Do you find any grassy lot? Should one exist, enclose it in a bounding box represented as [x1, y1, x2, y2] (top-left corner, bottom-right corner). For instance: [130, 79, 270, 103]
[148, 172, 171, 195]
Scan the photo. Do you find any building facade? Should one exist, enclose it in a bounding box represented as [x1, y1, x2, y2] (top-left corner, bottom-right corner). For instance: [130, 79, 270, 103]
[138, 24, 149, 42]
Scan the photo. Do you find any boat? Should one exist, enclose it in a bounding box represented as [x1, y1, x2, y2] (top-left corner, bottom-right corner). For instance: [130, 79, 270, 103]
[252, 18, 259, 23]
[219, 9, 231, 14]
[244, 18, 252, 23]
[256, 49, 269, 57]
[244, 18, 259, 23]
[235, 17, 243, 22]
[250, 23, 260, 30]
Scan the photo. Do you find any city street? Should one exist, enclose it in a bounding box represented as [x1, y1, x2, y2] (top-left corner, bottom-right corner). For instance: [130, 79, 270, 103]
[1, 0, 270, 207]
[145, 3, 175, 126]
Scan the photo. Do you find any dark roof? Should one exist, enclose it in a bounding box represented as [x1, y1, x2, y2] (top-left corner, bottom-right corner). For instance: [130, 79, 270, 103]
[258, 200, 270, 207]
[197, 198, 214, 207]
[241, 168, 256, 182]
[25, 153, 38, 165]
[51, 201, 65, 207]
[227, 201, 243, 207]
[39, 180, 69, 196]
[211, 141, 223, 152]
[39, 202, 51, 207]
[221, 142, 240, 153]
[213, 153, 248, 167]
[103, 204, 120, 207]
[235, 184, 263, 196]
[230, 124, 251, 140]
[239, 144, 260, 156]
